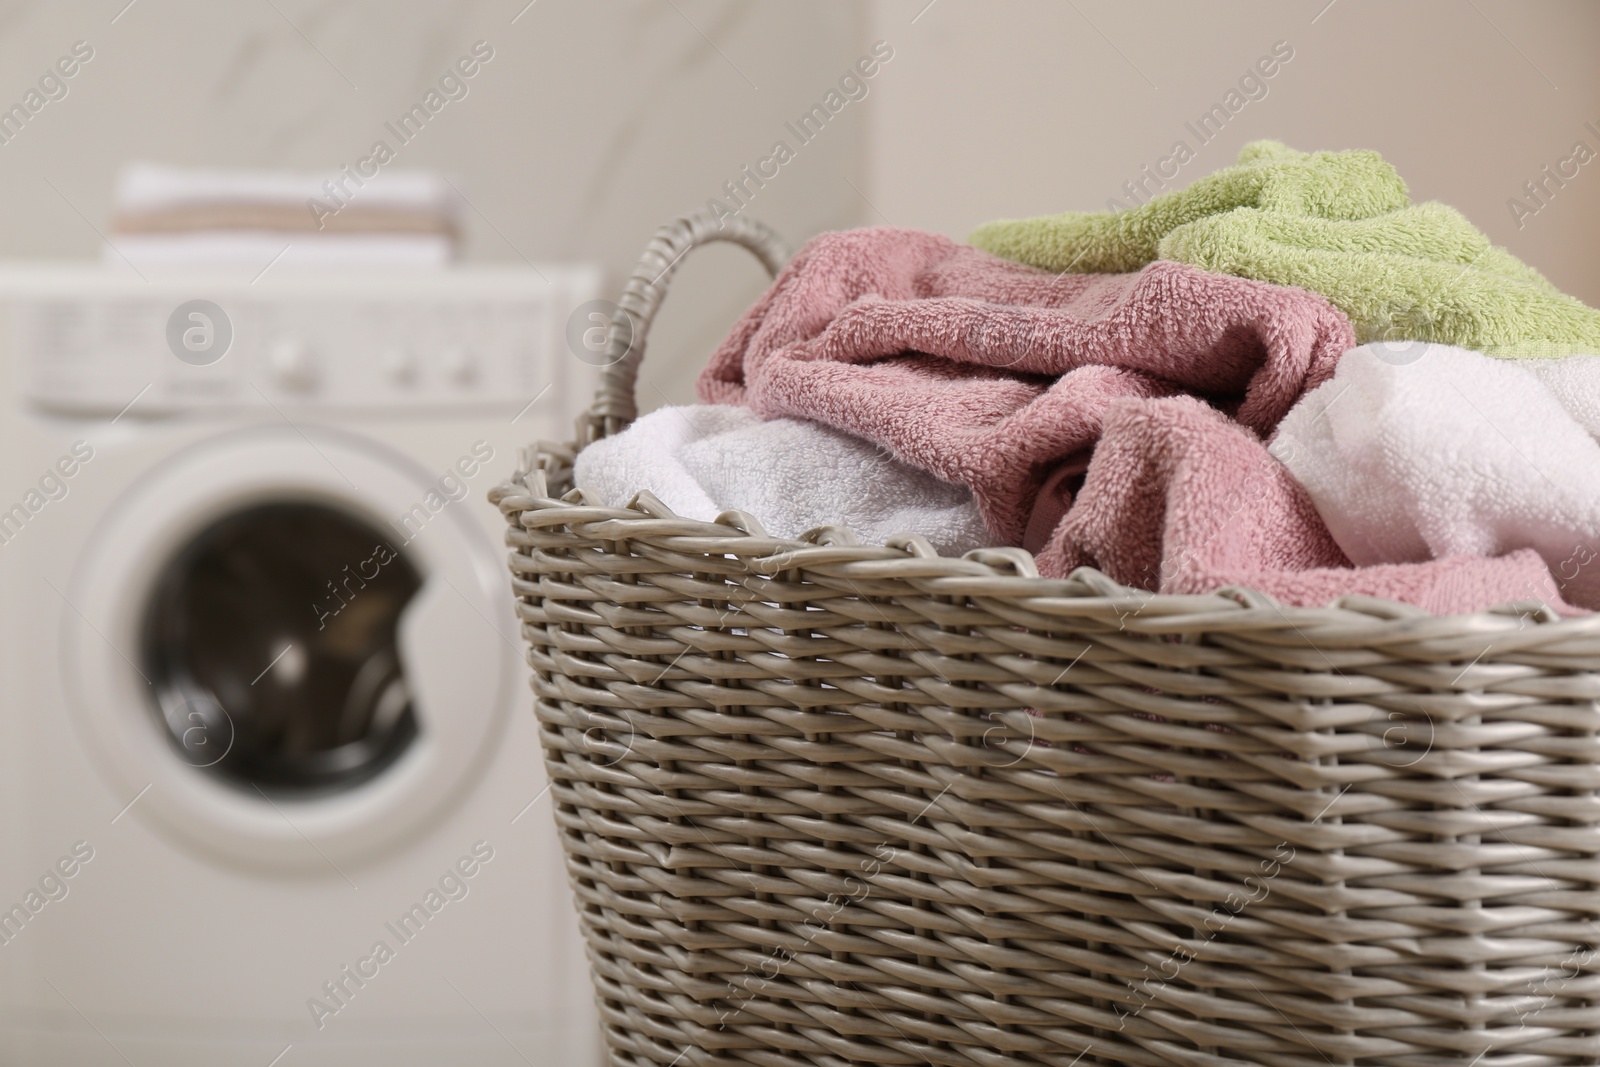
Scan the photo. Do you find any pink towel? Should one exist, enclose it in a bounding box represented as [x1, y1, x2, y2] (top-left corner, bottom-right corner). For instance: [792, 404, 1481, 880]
[699, 228, 1353, 547]
[699, 227, 1570, 612]
[1044, 397, 1572, 614]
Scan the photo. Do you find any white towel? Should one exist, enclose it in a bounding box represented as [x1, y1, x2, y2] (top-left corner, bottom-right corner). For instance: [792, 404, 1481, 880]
[106, 233, 453, 268]
[1520, 355, 1600, 439]
[1272, 342, 1600, 609]
[109, 163, 461, 266]
[114, 163, 460, 215]
[573, 404, 993, 556]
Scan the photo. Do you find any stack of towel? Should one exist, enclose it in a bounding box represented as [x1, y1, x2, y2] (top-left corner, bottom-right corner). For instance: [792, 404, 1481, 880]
[110, 163, 461, 267]
[577, 141, 1600, 616]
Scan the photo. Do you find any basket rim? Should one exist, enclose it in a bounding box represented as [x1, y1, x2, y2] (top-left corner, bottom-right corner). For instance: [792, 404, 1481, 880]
[491, 441, 1600, 661]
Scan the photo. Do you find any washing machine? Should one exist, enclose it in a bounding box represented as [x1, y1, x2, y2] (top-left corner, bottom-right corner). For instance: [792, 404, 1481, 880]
[0, 263, 606, 1066]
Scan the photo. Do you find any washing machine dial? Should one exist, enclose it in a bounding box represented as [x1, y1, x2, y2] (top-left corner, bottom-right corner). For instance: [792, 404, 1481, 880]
[382, 346, 416, 385]
[442, 345, 477, 385]
[268, 337, 318, 391]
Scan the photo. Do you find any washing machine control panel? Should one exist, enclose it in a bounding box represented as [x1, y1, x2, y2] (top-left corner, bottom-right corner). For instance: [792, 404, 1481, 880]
[3, 264, 602, 415]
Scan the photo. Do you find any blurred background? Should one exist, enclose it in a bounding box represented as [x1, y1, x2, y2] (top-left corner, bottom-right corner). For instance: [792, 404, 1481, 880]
[0, 0, 1594, 408]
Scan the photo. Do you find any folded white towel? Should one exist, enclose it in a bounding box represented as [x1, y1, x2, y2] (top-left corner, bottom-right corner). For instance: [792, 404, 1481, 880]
[574, 404, 993, 556]
[1272, 342, 1600, 608]
[107, 233, 453, 268]
[114, 163, 460, 215]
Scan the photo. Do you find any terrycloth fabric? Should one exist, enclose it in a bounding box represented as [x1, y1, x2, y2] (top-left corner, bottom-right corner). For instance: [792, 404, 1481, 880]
[1043, 396, 1572, 613]
[970, 141, 1410, 274]
[971, 142, 1600, 358]
[573, 404, 992, 556]
[698, 227, 1354, 553]
[1161, 205, 1600, 357]
[1273, 343, 1600, 609]
[1520, 354, 1600, 437]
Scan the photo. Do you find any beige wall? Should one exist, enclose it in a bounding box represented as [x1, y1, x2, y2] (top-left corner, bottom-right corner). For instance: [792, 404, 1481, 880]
[0, 1, 1595, 417]
[867, 0, 1600, 305]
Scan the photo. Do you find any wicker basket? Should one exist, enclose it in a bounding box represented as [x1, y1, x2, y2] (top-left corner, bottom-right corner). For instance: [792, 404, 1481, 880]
[492, 212, 1600, 1067]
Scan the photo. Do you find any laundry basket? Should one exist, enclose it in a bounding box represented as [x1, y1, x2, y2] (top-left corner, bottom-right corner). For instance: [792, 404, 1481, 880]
[491, 211, 1600, 1067]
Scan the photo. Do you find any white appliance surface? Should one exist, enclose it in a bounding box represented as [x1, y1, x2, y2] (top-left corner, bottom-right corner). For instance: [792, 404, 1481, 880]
[0, 263, 606, 1066]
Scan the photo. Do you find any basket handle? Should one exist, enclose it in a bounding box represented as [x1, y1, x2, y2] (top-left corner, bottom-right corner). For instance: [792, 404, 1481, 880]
[582, 210, 791, 444]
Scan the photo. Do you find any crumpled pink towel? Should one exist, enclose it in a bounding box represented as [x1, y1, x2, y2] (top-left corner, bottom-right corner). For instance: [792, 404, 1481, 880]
[698, 228, 1355, 546]
[1043, 396, 1573, 614]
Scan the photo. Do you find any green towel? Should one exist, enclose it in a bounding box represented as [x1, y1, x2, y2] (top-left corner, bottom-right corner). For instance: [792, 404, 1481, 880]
[970, 141, 1600, 358]
[969, 140, 1410, 274]
[1158, 203, 1600, 357]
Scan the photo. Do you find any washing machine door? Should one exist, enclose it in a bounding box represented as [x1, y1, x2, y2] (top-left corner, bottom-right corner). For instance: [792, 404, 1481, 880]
[142, 500, 427, 795]
[63, 425, 514, 870]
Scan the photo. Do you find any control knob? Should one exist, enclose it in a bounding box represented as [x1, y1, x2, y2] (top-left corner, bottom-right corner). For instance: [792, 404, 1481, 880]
[268, 338, 317, 391]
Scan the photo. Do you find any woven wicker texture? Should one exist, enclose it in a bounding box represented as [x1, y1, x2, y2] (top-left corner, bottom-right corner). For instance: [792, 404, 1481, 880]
[495, 212, 1600, 1067]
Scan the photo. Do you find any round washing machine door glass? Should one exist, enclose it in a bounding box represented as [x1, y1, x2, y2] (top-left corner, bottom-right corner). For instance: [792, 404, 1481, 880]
[142, 501, 425, 795]
[64, 425, 515, 870]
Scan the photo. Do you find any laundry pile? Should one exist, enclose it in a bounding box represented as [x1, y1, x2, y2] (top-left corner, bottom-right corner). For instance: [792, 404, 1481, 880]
[576, 142, 1600, 615]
